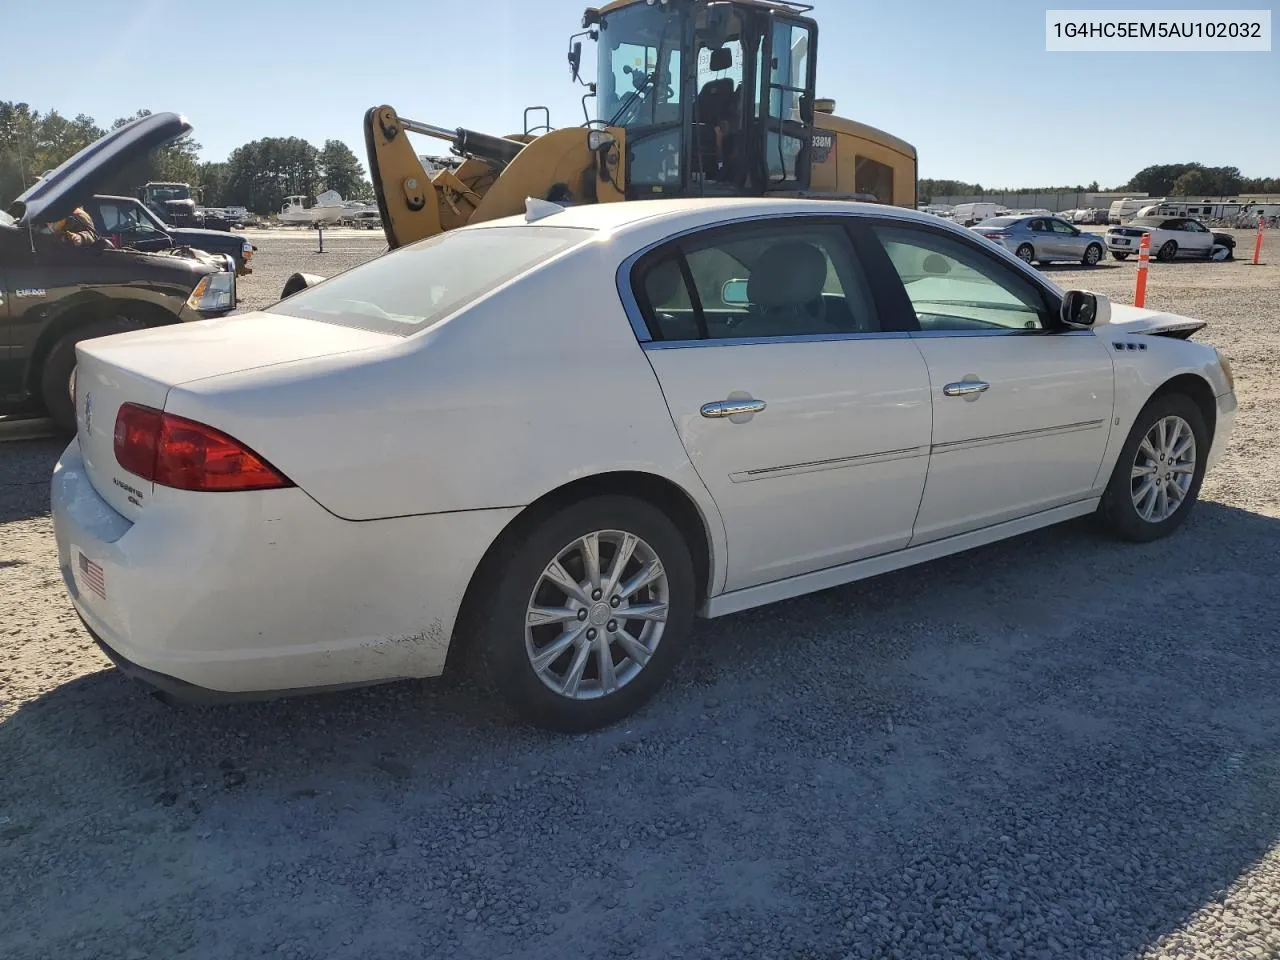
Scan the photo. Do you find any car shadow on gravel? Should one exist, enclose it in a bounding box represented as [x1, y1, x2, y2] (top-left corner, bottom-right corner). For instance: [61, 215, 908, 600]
[3, 500, 1280, 959]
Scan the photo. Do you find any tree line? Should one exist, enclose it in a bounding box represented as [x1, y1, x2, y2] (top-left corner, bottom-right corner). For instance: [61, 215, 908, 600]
[922, 164, 1279, 203]
[1, 102, 373, 216]
[1124, 163, 1280, 198]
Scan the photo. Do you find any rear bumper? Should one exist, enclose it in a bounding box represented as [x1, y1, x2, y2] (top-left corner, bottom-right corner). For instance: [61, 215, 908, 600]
[52, 439, 518, 697]
[77, 611, 391, 703]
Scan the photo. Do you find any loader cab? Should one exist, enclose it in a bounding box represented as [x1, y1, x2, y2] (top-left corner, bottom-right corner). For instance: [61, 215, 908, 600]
[589, 0, 817, 199]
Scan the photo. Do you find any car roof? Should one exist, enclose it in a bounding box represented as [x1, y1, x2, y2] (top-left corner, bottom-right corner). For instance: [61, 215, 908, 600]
[469, 196, 949, 237]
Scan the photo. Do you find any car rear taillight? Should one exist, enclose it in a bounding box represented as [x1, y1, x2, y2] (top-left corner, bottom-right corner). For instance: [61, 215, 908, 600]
[982, 232, 1005, 240]
[114, 403, 163, 478]
[113, 403, 293, 492]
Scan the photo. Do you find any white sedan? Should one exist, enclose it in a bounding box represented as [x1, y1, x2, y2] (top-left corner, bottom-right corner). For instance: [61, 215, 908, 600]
[1106, 216, 1226, 262]
[53, 198, 1237, 731]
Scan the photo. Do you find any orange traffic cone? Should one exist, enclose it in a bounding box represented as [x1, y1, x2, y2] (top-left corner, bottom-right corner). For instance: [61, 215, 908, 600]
[1134, 232, 1151, 307]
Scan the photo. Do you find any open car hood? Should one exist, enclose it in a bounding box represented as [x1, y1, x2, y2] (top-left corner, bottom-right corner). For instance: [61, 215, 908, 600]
[7, 112, 191, 227]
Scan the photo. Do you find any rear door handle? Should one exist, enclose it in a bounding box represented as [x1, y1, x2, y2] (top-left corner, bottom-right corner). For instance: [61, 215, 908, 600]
[700, 398, 767, 418]
[942, 380, 990, 398]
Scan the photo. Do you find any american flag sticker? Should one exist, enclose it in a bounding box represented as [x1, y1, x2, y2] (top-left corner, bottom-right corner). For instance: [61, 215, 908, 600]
[77, 550, 106, 601]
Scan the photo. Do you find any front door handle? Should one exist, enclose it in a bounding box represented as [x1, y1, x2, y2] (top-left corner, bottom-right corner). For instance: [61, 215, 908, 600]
[942, 380, 990, 398]
[700, 398, 767, 418]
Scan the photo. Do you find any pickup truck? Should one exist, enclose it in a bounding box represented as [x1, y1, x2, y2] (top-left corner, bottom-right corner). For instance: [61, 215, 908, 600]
[85, 195, 255, 274]
[1, 112, 237, 434]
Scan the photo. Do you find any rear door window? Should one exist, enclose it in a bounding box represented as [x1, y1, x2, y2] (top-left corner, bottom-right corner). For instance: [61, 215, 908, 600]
[634, 219, 879, 341]
[269, 226, 592, 335]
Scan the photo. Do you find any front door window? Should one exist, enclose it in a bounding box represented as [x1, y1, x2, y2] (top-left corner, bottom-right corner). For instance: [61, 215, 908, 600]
[872, 225, 1048, 332]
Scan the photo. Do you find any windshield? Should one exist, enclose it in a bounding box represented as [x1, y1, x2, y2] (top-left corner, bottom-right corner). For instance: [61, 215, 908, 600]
[268, 226, 592, 336]
[598, 3, 683, 127]
[149, 186, 190, 202]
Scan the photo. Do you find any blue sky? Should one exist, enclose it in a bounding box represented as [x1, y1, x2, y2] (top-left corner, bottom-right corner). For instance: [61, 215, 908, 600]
[1, 0, 1275, 187]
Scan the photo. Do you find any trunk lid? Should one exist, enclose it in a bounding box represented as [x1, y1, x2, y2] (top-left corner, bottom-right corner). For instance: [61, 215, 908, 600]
[74, 312, 395, 520]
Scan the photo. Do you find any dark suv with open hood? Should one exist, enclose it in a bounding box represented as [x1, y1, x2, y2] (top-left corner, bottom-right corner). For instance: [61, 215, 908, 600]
[1, 112, 236, 433]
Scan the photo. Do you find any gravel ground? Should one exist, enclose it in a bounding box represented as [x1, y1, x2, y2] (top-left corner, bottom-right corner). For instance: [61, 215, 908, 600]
[237, 228, 387, 311]
[2, 229, 1280, 960]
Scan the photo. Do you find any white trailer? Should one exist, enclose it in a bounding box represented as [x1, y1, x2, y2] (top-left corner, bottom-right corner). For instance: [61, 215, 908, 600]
[950, 202, 1000, 227]
[1108, 198, 1156, 224]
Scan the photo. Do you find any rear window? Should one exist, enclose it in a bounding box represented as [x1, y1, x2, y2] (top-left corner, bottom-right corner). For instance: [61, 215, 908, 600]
[1128, 218, 1163, 227]
[269, 225, 592, 335]
[975, 217, 1018, 228]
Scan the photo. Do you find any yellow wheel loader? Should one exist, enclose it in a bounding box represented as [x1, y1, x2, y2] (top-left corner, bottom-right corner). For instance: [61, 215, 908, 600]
[365, 0, 918, 249]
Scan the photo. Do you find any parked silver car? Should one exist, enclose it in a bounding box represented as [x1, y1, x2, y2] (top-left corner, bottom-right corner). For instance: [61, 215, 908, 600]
[972, 216, 1106, 266]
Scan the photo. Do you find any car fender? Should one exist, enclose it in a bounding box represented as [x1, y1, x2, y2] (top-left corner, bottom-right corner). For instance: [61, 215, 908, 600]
[1094, 332, 1228, 488]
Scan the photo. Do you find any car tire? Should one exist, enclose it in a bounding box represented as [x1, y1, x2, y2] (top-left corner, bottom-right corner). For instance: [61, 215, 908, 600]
[1098, 393, 1209, 543]
[1111, 251, 1129, 261]
[1156, 240, 1178, 262]
[39, 317, 138, 435]
[1082, 243, 1103, 266]
[473, 494, 696, 731]
[1015, 243, 1035, 264]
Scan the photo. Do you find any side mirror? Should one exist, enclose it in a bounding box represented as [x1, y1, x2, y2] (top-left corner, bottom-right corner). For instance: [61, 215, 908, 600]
[721, 278, 750, 305]
[568, 41, 582, 82]
[1061, 289, 1109, 329]
[799, 95, 814, 125]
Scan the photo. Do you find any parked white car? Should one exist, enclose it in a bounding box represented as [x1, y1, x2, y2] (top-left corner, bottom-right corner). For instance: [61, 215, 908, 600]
[53, 197, 1236, 730]
[1106, 216, 1233, 262]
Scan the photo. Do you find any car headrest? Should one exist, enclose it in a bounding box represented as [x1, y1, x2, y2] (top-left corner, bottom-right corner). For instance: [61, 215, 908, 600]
[697, 78, 735, 107]
[644, 257, 684, 307]
[709, 48, 733, 72]
[747, 241, 827, 308]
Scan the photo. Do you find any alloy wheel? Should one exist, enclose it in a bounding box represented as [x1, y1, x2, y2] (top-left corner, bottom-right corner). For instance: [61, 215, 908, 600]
[525, 530, 669, 700]
[1130, 415, 1197, 523]
[1016, 245, 1034, 263]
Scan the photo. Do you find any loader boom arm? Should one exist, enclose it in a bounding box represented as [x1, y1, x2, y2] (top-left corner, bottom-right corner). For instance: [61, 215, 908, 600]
[365, 105, 626, 249]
